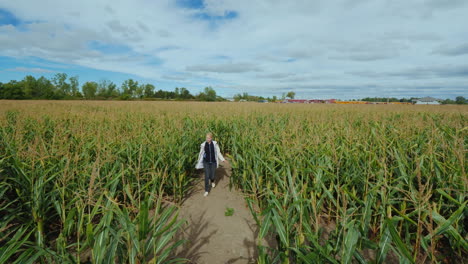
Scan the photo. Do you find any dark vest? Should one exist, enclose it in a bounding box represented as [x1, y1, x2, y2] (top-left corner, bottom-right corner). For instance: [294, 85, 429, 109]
[204, 142, 216, 163]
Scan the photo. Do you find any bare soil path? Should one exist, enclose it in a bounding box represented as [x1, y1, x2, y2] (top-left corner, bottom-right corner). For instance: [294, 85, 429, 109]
[172, 159, 259, 264]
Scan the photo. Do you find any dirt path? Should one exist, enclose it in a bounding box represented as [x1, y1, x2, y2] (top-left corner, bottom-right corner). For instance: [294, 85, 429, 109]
[173, 159, 258, 264]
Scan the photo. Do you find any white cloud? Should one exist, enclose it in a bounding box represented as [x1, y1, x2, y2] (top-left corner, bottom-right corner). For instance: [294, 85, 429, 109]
[5, 67, 55, 73]
[0, 0, 467, 98]
[186, 62, 261, 73]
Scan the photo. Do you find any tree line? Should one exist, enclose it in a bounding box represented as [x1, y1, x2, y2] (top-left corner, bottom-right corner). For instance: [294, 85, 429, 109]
[0, 73, 224, 101]
[233, 91, 296, 102]
[1, 74, 465, 104]
[359, 96, 467, 105]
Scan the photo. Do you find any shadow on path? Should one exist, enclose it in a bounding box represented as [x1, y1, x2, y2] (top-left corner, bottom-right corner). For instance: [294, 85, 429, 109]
[172, 209, 218, 263]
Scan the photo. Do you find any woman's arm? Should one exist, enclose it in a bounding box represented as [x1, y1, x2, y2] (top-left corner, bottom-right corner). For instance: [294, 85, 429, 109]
[216, 143, 225, 162]
[195, 144, 204, 169]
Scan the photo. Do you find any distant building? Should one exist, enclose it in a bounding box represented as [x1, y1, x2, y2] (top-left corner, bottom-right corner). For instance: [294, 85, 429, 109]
[413, 97, 440, 105]
[282, 99, 308, 103]
[281, 98, 337, 104]
[309, 99, 322, 103]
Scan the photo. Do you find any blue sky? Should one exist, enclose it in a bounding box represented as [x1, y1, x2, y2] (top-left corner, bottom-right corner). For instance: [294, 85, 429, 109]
[0, 8, 20, 26]
[0, 0, 467, 99]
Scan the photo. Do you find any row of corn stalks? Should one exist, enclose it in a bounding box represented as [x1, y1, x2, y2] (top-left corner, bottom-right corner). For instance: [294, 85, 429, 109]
[0, 106, 209, 263]
[225, 109, 467, 263]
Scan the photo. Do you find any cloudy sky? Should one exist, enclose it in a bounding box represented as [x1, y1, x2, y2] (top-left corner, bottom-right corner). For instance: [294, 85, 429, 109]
[1, 0, 467, 99]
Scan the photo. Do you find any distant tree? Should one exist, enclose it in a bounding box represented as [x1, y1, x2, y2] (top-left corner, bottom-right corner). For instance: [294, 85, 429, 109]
[97, 80, 109, 98]
[1, 81, 24, 99]
[361, 97, 411, 102]
[286, 91, 295, 99]
[36, 76, 56, 99]
[0, 81, 5, 99]
[69, 76, 79, 97]
[121, 79, 139, 99]
[179, 87, 192, 99]
[135, 85, 144, 99]
[233, 92, 266, 102]
[154, 89, 164, 99]
[97, 80, 119, 99]
[143, 84, 155, 98]
[216, 96, 227, 101]
[107, 82, 119, 98]
[203, 87, 216, 101]
[441, 98, 455, 104]
[455, 96, 466, 104]
[21, 75, 37, 99]
[52, 73, 71, 98]
[82, 81, 98, 99]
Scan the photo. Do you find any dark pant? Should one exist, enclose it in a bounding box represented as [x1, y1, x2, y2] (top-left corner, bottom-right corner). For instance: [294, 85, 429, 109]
[203, 161, 216, 192]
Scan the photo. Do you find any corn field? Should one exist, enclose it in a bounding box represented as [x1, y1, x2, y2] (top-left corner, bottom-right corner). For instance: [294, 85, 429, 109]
[0, 101, 466, 263]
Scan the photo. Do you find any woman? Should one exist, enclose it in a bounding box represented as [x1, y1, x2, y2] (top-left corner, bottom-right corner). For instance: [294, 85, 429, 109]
[195, 132, 227, 197]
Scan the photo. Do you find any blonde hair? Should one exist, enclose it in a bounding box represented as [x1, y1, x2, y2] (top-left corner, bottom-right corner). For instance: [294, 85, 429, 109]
[206, 132, 213, 138]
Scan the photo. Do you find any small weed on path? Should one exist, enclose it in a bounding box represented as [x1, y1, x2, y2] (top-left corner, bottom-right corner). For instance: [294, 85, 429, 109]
[225, 207, 234, 216]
